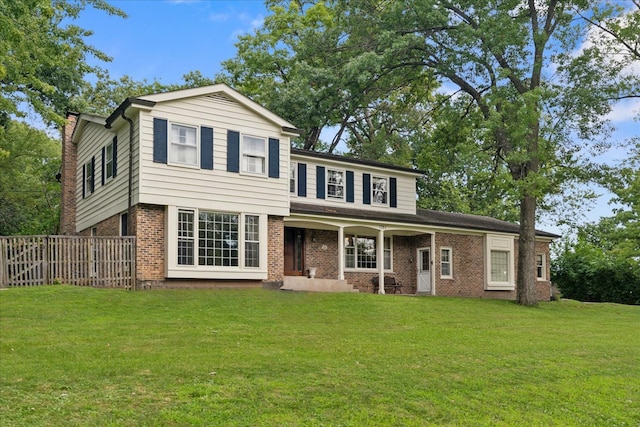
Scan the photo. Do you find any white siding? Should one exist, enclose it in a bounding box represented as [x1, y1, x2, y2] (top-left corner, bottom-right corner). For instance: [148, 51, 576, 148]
[290, 154, 418, 215]
[138, 94, 290, 216]
[76, 122, 131, 232]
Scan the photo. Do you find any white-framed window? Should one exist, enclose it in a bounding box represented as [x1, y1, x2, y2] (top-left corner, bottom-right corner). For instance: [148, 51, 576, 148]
[327, 169, 344, 199]
[170, 123, 198, 166]
[290, 162, 297, 194]
[85, 159, 94, 196]
[440, 247, 453, 278]
[344, 234, 392, 270]
[242, 135, 266, 175]
[536, 253, 546, 280]
[178, 209, 195, 265]
[175, 209, 261, 269]
[485, 234, 515, 290]
[372, 176, 388, 205]
[244, 215, 260, 268]
[105, 141, 114, 180]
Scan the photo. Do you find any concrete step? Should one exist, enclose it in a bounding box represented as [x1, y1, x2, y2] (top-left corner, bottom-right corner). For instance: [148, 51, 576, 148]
[281, 277, 359, 293]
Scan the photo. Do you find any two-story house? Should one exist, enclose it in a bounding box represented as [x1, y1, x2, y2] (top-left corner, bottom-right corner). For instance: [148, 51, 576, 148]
[61, 84, 558, 299]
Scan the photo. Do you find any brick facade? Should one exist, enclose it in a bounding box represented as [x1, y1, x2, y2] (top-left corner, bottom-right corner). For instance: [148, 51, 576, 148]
[131, 204, 165, 287]
[60, 113, 79, 235]
[266, 216, 284, 284]
[297, 227, 552, 300]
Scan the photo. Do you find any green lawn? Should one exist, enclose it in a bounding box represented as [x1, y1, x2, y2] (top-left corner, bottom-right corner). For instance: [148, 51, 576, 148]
[1, 286, 638, 426]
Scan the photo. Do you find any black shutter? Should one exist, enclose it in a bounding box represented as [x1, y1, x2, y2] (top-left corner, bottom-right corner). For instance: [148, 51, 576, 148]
[390, 177, 397, 208]
[112, 136, 118, 177]
[316, 166, 325, 199]
[82, 164, 86, 199]
[201, 126, 214, 170]
[298, 163, 307, 197]
[363, 173, 371, 205]
[90, 156, 95, 193]
[101, 146, 106, 186]
[153, 118, 168, 163]
[346, 170, 354, 203]
[268, 138, 279, 178]
[227, 130, 240, 173]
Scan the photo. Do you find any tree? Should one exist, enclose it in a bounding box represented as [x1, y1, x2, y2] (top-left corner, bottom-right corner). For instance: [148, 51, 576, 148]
[219, 0, 435, 156]
[333, 0, 635, 305]
[0, 121, 61, 235]
[0, 0, 126, 127]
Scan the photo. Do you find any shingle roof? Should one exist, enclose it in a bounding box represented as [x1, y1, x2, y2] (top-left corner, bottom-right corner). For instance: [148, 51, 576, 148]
[291, 148, 425, 175]
[290, 202, 560, 239]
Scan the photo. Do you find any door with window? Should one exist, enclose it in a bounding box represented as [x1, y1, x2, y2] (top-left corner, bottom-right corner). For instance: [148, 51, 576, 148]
[284, 228, 305, 276]
[417, 248, 431, 293]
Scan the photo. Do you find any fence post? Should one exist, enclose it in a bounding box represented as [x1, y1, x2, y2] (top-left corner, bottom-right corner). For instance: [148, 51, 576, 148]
[0, 238, 6, 288]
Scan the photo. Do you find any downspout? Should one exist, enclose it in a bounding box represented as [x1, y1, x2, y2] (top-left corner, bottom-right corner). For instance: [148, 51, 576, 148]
[121, 110, 134, 234]
[121, 110, 136, 290]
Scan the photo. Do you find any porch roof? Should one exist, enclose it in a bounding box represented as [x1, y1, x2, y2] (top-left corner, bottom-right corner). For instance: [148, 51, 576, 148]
[289, 202, 560, 239]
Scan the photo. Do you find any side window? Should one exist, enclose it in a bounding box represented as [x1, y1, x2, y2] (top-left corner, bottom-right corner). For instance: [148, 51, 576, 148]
[177, 209, 195, 265]
[290, 162, 297, 194]
[536, 254, 546, 280]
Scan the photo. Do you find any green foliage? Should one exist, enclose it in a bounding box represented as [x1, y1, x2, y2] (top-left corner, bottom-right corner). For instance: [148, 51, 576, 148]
[552, 229, 640, 305]
[2, 287, 640, 425]
[0, 121, 61, 235]
[0, 0, 126, 126]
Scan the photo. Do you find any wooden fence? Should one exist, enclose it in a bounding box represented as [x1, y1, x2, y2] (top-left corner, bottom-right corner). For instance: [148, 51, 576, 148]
[0, 236, 136, 289]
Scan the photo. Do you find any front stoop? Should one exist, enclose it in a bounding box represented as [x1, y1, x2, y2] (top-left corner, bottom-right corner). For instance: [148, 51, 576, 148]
[281, 276, 359, 293]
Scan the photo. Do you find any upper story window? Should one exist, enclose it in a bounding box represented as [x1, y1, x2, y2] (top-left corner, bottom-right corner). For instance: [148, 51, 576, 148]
[372, 176, 388, 205]
[242, 135, 266, 175]
[170, 124, 198, 166]
[290, 162, 297, 194]
[327, 169, 344, 199]
[105, 141, 114, 180]
[83, 158, 94, 198]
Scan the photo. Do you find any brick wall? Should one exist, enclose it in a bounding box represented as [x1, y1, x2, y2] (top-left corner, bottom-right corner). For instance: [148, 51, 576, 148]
[266, 216, 284, 283]
[131, 204, 165, 285]
[60, 113, 79, 235]
[304, 229, 339, 279]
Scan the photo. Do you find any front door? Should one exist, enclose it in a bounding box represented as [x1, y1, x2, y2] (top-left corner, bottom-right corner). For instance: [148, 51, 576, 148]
[284, 228, 305, 276]
[417, 248, 431, 293]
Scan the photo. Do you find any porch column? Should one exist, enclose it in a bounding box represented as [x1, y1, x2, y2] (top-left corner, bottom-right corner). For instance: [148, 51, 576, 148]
[377, 228, 385, 294]
[338, 226, 345, 280]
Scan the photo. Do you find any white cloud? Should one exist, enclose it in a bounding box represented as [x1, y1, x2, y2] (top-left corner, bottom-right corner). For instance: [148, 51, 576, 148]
[606, 98, 640, 123]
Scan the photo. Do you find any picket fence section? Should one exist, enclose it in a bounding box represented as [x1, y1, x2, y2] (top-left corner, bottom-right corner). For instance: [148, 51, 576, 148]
[0, 236, 136, 289]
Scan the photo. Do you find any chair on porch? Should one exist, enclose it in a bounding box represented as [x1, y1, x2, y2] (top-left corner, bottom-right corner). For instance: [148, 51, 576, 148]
[372, 275, 403, 294]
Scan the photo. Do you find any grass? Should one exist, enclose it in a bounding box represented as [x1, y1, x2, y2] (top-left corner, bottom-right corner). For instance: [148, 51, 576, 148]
[1, 286, 639, 426]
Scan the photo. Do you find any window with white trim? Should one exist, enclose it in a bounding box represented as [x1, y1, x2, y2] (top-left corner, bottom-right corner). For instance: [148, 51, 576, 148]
[175, 209, 261, 269]
[490, 250, 509, 282]
[327, 169, 344, 199]
[84, 159, 94, 196]
[344, 234, 391, 270]
[536, 254, 546, 280]
[485, 234, 515, 290]
[242, 135, 266, 174]
[245, 215, 260, 268]
[198, 212, 239, 267]
[372, 176, 388, 205]
[441, 247, 453, 278]
[178, 209, 195, 265]
[105, 141, 114, 180]
[170, 124, 198, 166]
[290, 162, 297, 194]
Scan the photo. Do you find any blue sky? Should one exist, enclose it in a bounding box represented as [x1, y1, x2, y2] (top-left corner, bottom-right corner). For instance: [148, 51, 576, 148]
[79, 1, 267, 83]
[76, 1, 637, 231]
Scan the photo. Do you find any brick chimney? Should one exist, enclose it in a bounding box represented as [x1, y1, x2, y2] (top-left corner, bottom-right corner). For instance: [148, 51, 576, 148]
[60, 112, 79, 235]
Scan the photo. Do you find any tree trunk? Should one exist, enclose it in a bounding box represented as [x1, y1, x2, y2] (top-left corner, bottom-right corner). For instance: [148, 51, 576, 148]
[516, 193, 538, 306]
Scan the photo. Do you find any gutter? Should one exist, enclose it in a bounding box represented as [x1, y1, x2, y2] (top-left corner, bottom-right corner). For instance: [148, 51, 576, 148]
[119, 110, 135, 236]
